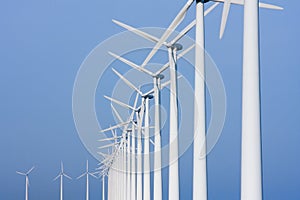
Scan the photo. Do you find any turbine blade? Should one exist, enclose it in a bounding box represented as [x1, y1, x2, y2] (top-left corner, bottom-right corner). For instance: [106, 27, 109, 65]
[143, 89, 154, 97]
[98, 136, 122, 142]
[61, 161, 64, 173]
[161, 80, 171, 89]
[53, 174, 61, 181]
[220, 0, 231, 39]
[89, 172, 98, 179]
[26, 166, 35, 175]
[204, 2, 220, 16]
[112, 19, 161, 43]
[77, 173, 86, 180]
[133, 92, 139, 111]
[141, 0, 194, 68]
[109, 52, 155, 77]
[224, 0, 283, 10]
[111, 68, 143, 96]
[16, 171, 26, 176]
[161, 75, 183, 89]
[150, 139, 155, 146]
[178, 44, 195, 59]
[104, 95, 136, 111]
[111, 104, 125, 123]
[98, 143, 117, 149]
[259, 2, 283, 10]
[111, 129, 116, 138]
[63, 173, 72, 180]
[97, 151, 109, 158]
[99, 159, 111, 167]
[215, 0, 283, 10]
[100, 121, 130, 133]
[125, 93, 139, 133]
[98, 158, 110, 166]
[170, 20, 196, 45]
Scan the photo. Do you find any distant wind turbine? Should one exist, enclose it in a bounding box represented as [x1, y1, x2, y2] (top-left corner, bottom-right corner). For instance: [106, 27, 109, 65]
[77, 160, 98, 200]
[16, 166, 35, 200]
[53, 162, 72, 200]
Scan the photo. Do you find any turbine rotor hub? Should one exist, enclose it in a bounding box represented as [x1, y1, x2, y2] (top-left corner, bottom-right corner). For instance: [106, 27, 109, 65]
[156, 74, 165, 80]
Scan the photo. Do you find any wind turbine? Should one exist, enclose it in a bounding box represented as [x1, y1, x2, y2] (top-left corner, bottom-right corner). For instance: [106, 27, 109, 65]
[139, 0, 195, 69]
[53, 162, 72, 200]
[16, 166, 34, 200]
[92, 166, 107, 200]
[213, 0, 282, 199]
[77, 160, 98, 200]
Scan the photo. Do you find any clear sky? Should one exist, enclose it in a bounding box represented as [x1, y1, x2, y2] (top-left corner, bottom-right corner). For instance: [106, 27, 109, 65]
[1, 0, 299, 200]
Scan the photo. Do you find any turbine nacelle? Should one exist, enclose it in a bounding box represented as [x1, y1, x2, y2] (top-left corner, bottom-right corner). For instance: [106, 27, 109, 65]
[171, 43, 183, 51]
[156, 74, 165, 80]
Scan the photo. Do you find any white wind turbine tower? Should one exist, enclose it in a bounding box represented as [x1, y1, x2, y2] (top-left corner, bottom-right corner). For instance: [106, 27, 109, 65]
[53, 162, 72, 200]
[77, 160, 98, 200]
[16, 166, 34, 200]
[214, 0, 282, 199]
[102, 175, 106, 200]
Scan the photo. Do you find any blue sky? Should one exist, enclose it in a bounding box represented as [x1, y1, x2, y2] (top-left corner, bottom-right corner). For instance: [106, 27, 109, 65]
[1, 0, 299, 199]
